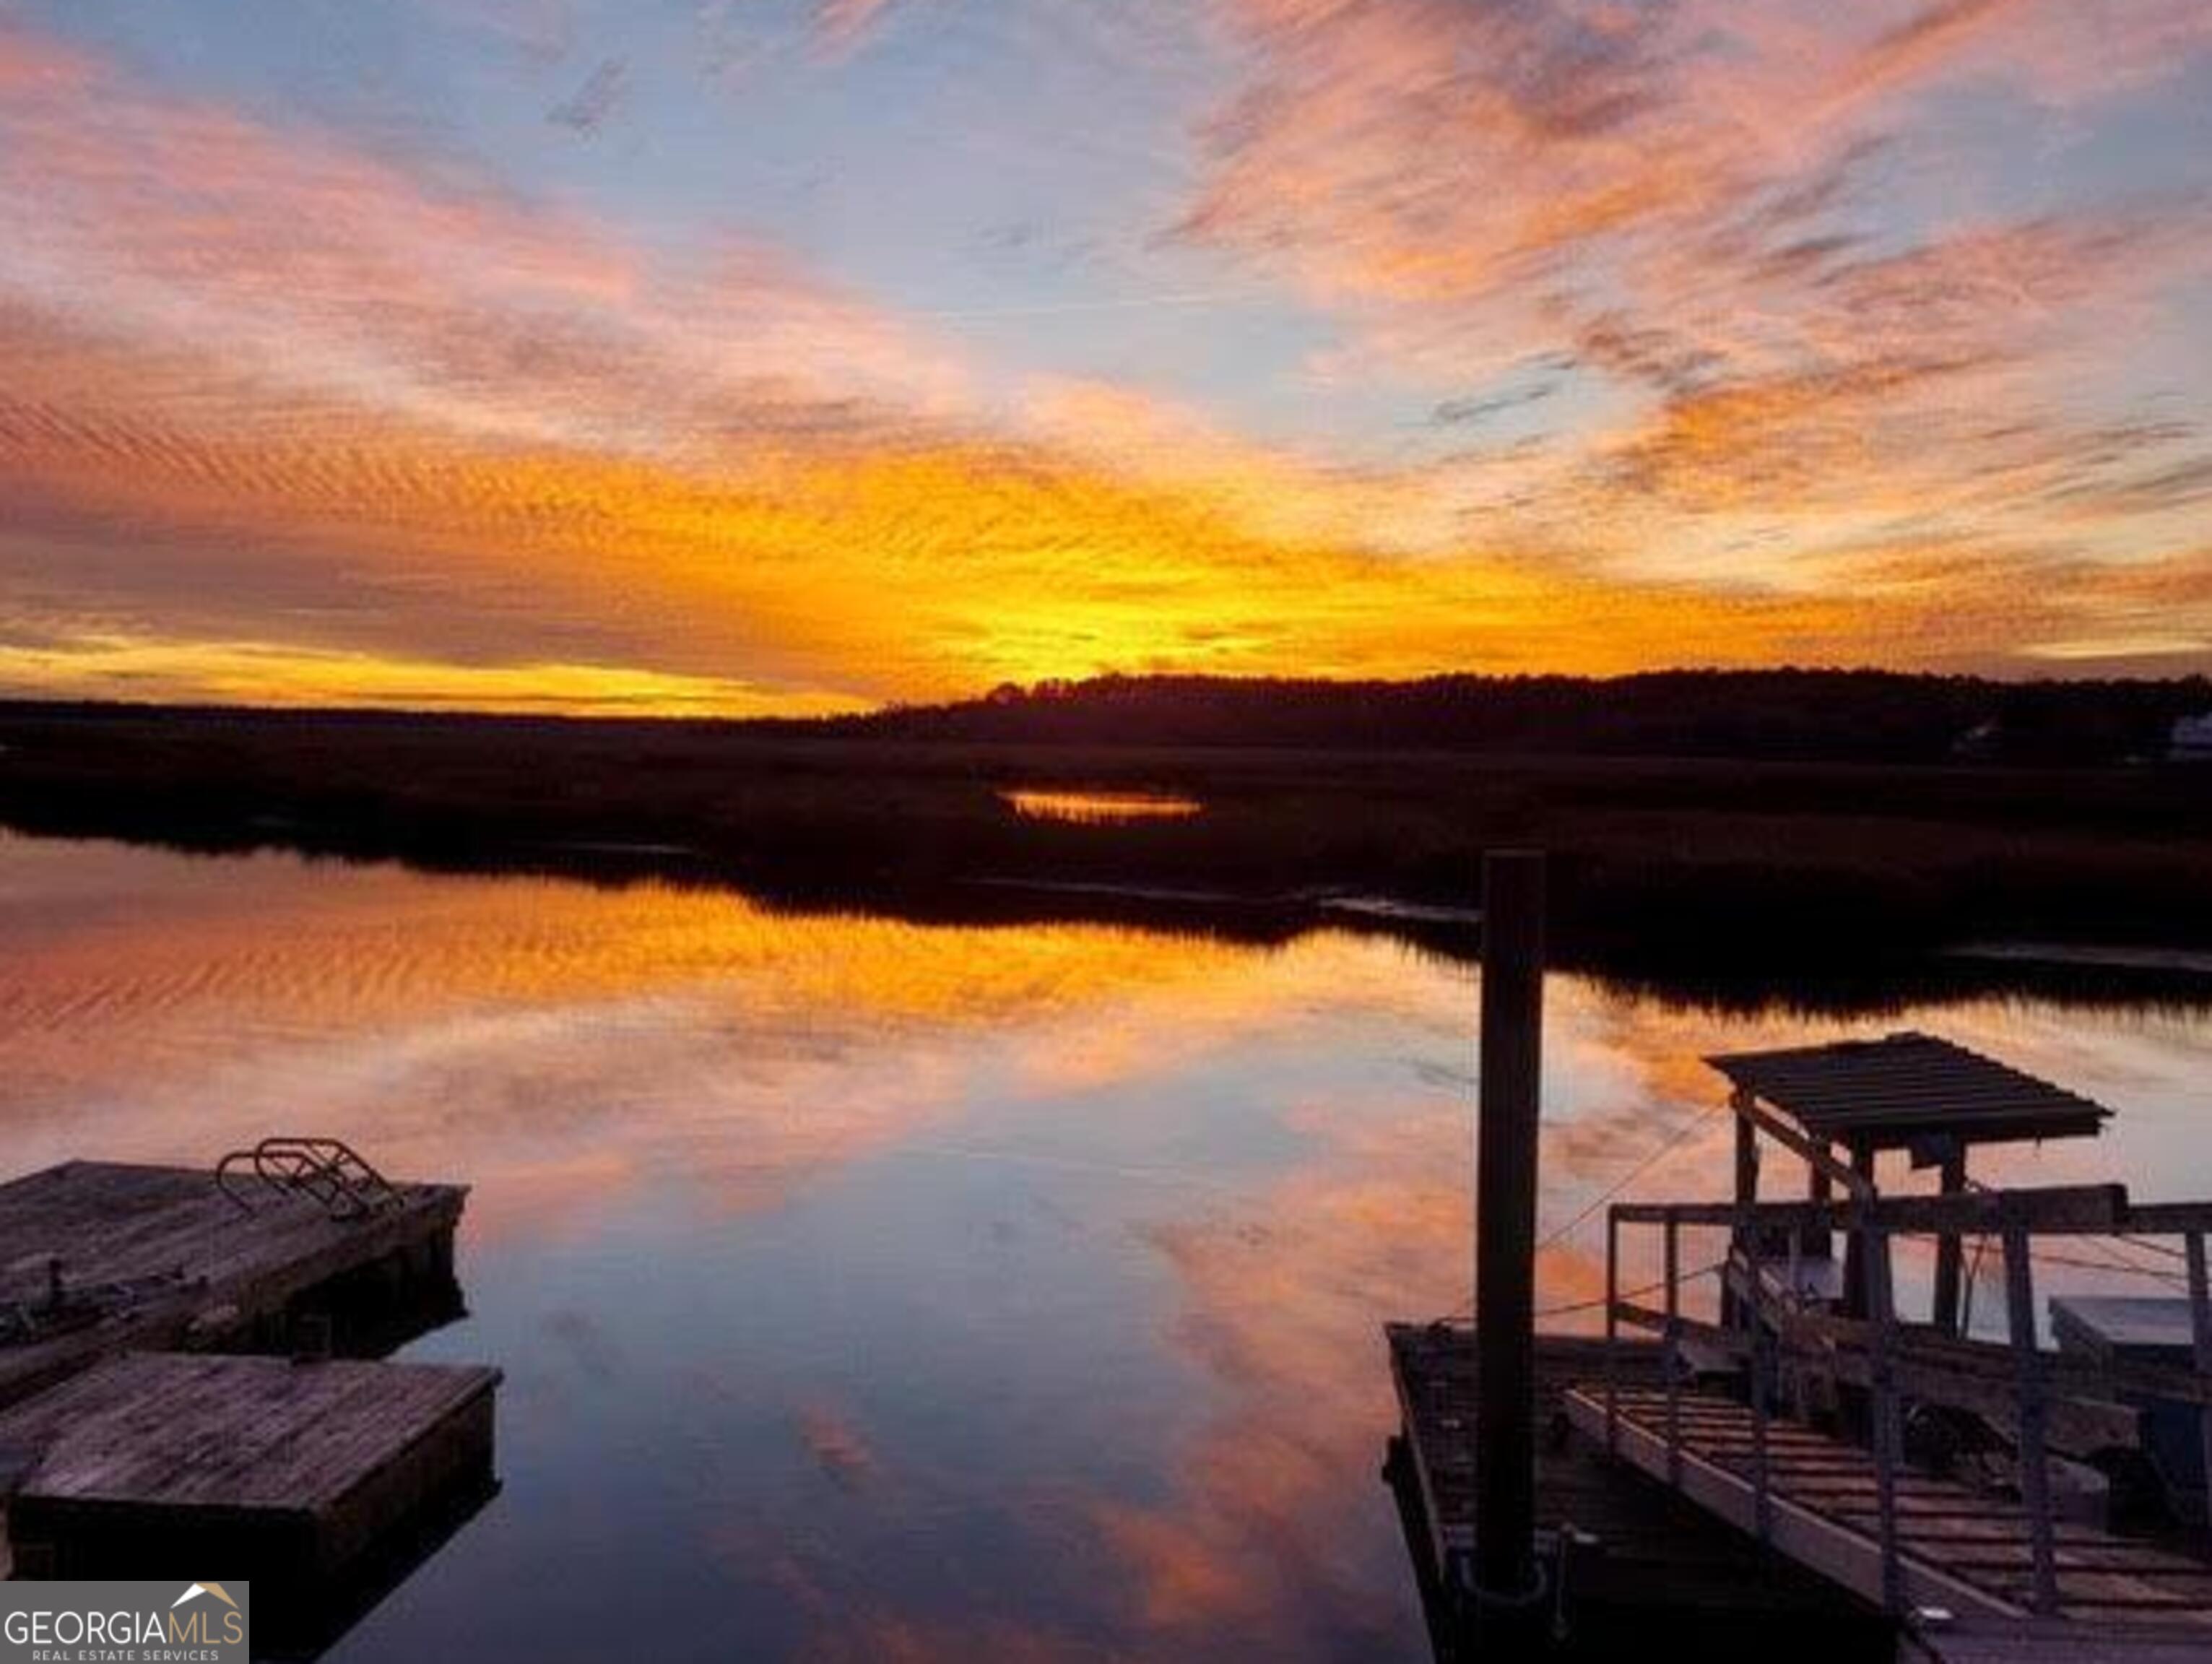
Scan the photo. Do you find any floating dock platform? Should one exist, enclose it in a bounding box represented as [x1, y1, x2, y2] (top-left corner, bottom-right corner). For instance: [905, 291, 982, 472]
[1387, 1325, 1892, 1660]
[0, 1351, 499, 1592]
[0, 1159, 466, 1405]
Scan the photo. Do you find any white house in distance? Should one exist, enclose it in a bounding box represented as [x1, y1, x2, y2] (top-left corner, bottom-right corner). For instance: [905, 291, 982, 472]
[2172, 713, 2212, 762]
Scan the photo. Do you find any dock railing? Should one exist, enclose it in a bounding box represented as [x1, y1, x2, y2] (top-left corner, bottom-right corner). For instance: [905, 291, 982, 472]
[216, 1136, 403, 1220]
[1602, 1184, 2212, 1619]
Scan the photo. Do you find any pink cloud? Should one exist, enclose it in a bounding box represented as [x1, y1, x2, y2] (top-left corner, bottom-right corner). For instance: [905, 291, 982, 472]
[1187, 0, 2212, 361]
[3, 10, 2208, 697]
[815, 0, 903, 56]
[0, 20, 968, 462]
[1171, 0, 2212, 630]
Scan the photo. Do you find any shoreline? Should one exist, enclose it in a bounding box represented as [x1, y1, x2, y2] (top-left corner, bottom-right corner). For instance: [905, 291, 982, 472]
[5, 701, 2211, 997]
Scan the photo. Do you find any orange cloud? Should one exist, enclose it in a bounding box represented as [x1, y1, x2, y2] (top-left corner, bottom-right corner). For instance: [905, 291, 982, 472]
[1176, 0, 2212, 651]
[2, 10, 2209, 708]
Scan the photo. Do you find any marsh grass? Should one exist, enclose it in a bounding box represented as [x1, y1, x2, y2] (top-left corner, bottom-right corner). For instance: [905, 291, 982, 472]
[4, 701, 2208, 982]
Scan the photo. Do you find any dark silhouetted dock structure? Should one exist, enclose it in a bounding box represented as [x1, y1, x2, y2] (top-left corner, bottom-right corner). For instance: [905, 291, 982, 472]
[1387, 1326, 1891, 1660]
[1708, 1031, 2111, 1333]
[1387, 859, 2212, 1660]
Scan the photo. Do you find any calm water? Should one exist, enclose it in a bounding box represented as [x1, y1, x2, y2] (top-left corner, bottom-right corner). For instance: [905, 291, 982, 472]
[3, 832, 2209, 1660]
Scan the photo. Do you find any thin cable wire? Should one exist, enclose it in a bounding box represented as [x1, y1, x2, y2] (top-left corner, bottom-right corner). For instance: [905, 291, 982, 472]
[1535, 1101, 1725, 1254]
[2033, 1249, 2187, 1288]
[1436, 1260, 1727, 1326]
[1436, 1100, 1725, 1326]
[2109, 1232, 2190, 1262]
[1899, 1227, 2189, 1288]
[1535, 1260, 1727, 1322]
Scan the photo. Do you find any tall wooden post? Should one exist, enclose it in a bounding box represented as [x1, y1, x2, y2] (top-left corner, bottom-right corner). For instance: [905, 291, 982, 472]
[2005, 1213, 2059, 1613]
[1805, 1142, 1834, 1262]
[1841, 1141, 1876, 1320]
[2185, 1233, 2212, 1557]
[1474, 850, 1545, 1618]
[1725, 1104, 1758, 1328]
[1865, 1214, 1906, 1614]
[1931, 1149, 1968, 1334]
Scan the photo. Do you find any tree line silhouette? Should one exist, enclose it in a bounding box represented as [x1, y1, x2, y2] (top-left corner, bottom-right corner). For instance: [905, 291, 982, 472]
[828, 670, 2211, 765]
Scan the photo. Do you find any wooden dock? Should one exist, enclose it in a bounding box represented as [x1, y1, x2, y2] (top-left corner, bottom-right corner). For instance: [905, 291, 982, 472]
[1564, 1384, 2212, 1632]
[1582, 1176, 2212, 1660]
[1388, 875, 2212, 1660]
[0, 1160, 466, 1405]
[1387, 1325, 1893, 1660]
[0, 1351, 499, 1592]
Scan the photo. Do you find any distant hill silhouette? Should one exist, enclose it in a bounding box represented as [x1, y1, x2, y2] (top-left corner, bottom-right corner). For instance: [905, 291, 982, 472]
[827, 670, 2212, 766]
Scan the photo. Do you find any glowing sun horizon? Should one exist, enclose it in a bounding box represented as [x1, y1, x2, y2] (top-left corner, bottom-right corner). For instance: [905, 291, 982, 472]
[2, 1, 2209, 716]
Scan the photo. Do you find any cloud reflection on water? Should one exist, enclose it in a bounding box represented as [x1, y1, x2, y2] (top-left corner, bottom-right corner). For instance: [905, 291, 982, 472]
[1, 834, 2207, 1659]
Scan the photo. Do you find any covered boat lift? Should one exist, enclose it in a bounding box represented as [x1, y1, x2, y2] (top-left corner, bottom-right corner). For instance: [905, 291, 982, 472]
[1707, 1031, 2111, 1331]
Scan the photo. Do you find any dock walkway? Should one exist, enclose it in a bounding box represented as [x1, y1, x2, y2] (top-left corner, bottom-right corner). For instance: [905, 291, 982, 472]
[0, 1159, 465, 1405]
[0, 1351, 498, 1602]
[1565, 1384, 2212, 1632]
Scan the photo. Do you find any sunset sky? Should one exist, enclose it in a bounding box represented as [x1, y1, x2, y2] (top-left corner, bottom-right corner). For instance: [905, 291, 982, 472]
[4, 0, 2211, 714]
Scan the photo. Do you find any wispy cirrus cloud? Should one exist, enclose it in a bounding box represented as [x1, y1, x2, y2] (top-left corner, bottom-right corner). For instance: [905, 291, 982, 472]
[1, 4, 2209, 708]
[1176, 0, 2212, 644]
[1185, 0, 2212, 335]
[0, 18, 971, 447]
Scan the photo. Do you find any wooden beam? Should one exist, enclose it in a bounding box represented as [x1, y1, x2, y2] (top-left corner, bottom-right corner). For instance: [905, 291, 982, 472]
[2185, 1232, 2212, 1568]
[2125, 1202, 2212, 1235]
[1727, 1103, 1760, 1331]
[1604, 1205, 1621, 1458]
[1865, 1212, 1905, 1614]
[1844, 1141, 1877, 1321]
[1808, 1138, 1836, 1261]
[1730, 1093, 1872, 1198]
[1611, 1184, 2130, 1236]
[1610, 1301, 2145, 1452]
[2005, 1217, 2060, 1617]
[1933, 1150, 1968, 1335]
[1665, 1211, 1683, 1493]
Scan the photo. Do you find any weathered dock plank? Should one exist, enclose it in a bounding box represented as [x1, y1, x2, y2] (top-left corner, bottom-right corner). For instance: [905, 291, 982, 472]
[1387, 1324, 1892, 1660]
[1912, 1621, 2212, 1663]
[0, 1161, 465, 1405]
[1562, 1385, 2212, 1639]
[0, 1351, 499, 1588]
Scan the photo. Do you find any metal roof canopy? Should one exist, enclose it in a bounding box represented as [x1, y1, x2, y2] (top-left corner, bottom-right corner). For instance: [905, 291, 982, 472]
[1705, 1030, 2112, 1153]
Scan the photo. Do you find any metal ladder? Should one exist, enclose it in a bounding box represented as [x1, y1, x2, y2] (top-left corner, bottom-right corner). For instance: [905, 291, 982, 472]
[216, 1137, 402, 1221]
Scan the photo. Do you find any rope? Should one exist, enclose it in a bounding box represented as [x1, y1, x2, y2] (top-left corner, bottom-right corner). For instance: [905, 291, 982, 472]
[1435, 1100, 1725, 1328]
[1899, 1226, 2190, 1288]
[1535, 1260, 1727, 1321]
[2030, 1247, 2187, 1288]
[1436, 1260, 1727, 1327]
[1950, 1174, 2188, 1283]
[1532, 1101, 1725, 1258]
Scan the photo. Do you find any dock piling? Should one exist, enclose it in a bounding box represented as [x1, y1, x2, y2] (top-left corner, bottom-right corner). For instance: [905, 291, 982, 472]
[1473, 849, 1546, 1624]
